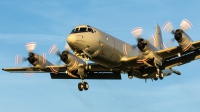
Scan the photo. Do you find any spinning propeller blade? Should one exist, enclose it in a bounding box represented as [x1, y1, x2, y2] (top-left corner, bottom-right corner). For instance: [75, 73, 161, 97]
[15, 54, 27, 66]
[42, 52, 46, 65]
[180, 19, 193, 31]
[26, 42, 36, 53]
[49, 44, 61, 56]
[149, 34, 156, 46]
[162, 21, 174, 34]
[131, 27, 143, 39]
[65, 43, 72, 52]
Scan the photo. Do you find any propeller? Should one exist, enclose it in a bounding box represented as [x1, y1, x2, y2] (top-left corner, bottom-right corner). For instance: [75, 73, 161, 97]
[131, 27, 150, 51]
[131, 27, 144, 46]
[162, 19, 192, 33]
[49, 43, 72, 74]
[15, 42, 38, 76]
[15, 42, 37, 66]
[49, 43, 72, 65]
[162, 19, 192, 46]
[131, 27, 155, 44]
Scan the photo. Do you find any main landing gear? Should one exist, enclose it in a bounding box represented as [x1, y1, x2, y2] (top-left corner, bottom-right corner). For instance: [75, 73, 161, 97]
[78, 80, 89, 91]
[153, 71, 164, 81]
[154, 63, 164, 80]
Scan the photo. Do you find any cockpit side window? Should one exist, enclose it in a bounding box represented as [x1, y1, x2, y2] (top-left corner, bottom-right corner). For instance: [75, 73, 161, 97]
[75, 28, 79, 32]
[71, 28, 79, 33]
[88, 28, 94, 33]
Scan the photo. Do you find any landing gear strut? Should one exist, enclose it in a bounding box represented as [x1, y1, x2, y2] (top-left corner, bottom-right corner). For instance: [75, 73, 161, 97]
[78, 80, 89, 91]
[155, 63, 164, 80]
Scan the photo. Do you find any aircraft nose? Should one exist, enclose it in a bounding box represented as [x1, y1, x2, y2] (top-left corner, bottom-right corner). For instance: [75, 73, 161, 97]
[67, 34, 76, 45]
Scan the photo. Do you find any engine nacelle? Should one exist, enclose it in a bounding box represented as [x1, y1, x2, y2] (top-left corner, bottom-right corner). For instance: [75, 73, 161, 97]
[28, 53, 47, 69]
[174, 29, 193, 52]
[137, 38, 151, 54]
[62, 52, 86, 78]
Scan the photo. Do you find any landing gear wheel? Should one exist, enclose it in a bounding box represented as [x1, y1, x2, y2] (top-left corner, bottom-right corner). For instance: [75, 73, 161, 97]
[83, 82, 89, 90]
[78, 83, 83, 91]
[154, 77, 158, 81]
[159, 73, 164, 80]
[154, 74, 159, 81]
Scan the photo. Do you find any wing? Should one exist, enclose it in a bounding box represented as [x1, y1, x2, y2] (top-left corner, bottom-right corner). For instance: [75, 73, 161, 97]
[119, 41, 200, 65]
[2, 63, 121, 79]
[2, 63, 112, 73]
[156, 41, 200, 58]
[156, 46, 182, 58]
[2, 67, 51, 73]
[161, 49, 200, 69]
[2, 66, 66, 73]
[191, 40, 200, 48]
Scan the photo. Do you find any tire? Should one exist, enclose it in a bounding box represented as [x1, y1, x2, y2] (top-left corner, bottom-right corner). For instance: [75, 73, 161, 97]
[83, 82, 89, 90]
[78, 83, 83, 91]
[154, 77, 158, 81]
[159, 73, 164, 80]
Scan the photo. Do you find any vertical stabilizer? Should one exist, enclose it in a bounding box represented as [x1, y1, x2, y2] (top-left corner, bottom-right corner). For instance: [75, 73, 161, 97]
[154, 24, 164, 50]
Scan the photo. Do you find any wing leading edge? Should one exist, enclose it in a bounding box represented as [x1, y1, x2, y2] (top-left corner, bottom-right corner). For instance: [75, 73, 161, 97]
[156, 40, 200, 58]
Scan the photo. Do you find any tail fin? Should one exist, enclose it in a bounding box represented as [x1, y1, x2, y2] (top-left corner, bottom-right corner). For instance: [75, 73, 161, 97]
[154, 24, 164, 50]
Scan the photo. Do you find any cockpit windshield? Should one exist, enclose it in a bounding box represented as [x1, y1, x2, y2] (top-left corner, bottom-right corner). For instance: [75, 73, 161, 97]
[71, 26, 94, 34]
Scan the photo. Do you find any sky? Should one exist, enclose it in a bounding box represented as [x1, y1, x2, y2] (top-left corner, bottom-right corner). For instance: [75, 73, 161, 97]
[1, 0, 200, 112]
